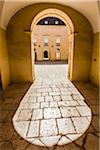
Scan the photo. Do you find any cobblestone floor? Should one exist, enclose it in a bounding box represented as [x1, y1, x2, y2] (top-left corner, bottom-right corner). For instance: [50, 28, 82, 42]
[0, 64, 99, 150]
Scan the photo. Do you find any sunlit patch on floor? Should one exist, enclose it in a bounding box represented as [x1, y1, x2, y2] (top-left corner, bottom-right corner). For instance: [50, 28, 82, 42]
[13, 64, 92, 147]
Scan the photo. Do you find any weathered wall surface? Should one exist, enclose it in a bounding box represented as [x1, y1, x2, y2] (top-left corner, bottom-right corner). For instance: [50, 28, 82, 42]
[90, 32, 100, 86]
[7, 3, 93, 82]
[0, 27, 10, 89]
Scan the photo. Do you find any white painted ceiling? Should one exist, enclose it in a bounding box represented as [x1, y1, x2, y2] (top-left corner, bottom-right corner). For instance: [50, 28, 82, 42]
[0, 0, 100, 33]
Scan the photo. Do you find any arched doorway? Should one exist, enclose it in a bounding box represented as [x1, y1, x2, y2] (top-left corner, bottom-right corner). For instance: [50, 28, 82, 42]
[34, 48, 37, 61]
[35, 52, 37, 61]
[31, 8, 74, 80]
[44, 50, 49, 60]
[56, 48, 60, 60]
[12, 6, 92, 148]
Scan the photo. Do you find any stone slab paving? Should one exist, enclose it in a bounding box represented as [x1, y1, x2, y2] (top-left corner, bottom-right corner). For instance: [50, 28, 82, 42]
[12, 64, 92, 147]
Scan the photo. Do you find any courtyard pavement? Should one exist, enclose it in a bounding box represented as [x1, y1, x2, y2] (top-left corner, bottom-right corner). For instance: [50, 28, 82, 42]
[13, 64, 92, 147]
[0, 64, 99, 150]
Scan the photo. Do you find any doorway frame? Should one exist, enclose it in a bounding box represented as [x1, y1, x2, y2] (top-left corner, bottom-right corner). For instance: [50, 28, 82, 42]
[30, 8, 74, 81]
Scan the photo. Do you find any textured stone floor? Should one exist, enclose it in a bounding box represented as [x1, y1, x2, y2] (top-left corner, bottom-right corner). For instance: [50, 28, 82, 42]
[0, 64, 99, 150]
[13, 65, 92, 147]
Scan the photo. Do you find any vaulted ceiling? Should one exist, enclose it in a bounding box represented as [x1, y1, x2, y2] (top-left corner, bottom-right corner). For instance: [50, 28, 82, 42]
[0, 0, 100, 33]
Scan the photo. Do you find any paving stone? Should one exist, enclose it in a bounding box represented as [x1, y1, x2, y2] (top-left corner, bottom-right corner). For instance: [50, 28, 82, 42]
[32, 109, 43, 120]
[59, 88, 69, 92]
[17, 109, 32, 121]
[49, 92, 61, 96]
[20, 102, 39, 109]
[50, 102, 58, 107]
[60, 107, 80, 117]
[58, 100, 78, 107]
[61, 91, 71, 95]
[42, 92, 48, 96]
[45, 96, 54, 102]
[72, 117, 90, 133]
[37, 96, 44, 102]
[28, 102, 40, 109]
[28, 96, 37, 103]
[76, 100, 87, 106]
[40, 135, 60, 147]
[32, 138, 45, 146]
[72, 94, 82, 100]
[40, 119, 58, 136]
[37, 88, 52, 92]
[52, 88, 60, 92]
[29, 93, 41, 97]
[41, 102, 49, 108]
[61, 95, 73, 101]
[19, 102, 30, 109]
[58, 136, 71, 145]
[57, 118, 76, 134]
[27, 121, 39, 138]
[44, 108, 61, 119]
[14, 121, 30, 137]
[53, 96, 61, 101]
[76, 106, 91, 116]
[72, 90, 81, 95]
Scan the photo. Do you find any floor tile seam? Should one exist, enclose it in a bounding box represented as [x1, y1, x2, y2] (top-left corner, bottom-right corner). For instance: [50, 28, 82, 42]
[70, 117, 78, 133]
[75, 106, 91, 117]
[55, 118, 60, 136]
[38, 118, 41, 137]
[15, 114, 92, 122]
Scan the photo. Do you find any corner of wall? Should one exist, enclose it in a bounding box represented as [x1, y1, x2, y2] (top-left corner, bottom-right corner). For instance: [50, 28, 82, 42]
[0, 26, 10, 89]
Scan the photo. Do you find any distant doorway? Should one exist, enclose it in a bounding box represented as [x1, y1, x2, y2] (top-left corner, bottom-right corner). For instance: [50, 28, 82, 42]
[44, 51, 49, 60]
[35, 52, 37, 61]
[56, 49, 60, 60]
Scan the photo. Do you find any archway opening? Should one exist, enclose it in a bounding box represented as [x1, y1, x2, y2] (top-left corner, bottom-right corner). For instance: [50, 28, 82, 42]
[31, 8, 74, 80]
[44, 51, 49, 59]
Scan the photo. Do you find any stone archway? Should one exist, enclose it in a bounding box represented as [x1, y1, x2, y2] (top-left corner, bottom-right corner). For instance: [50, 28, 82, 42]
[30, 8, 74, 81]
[7, 3, 93, 83]
[8, 5, 92, 148]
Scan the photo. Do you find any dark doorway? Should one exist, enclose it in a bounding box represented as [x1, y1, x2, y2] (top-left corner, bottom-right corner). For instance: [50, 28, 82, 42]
[44, 51, 48, 58]
[35, 52, 37, 61]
